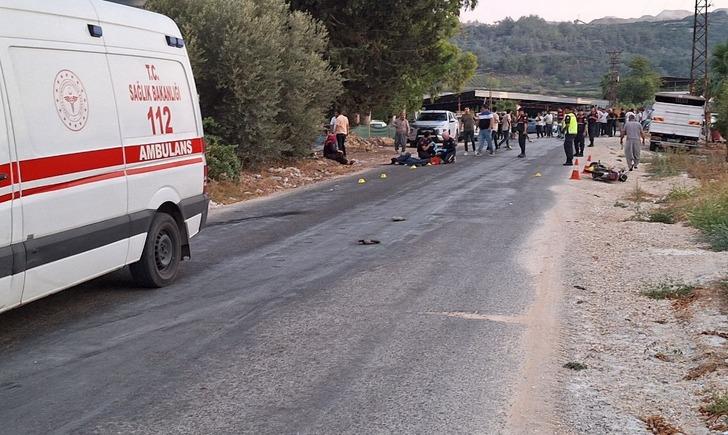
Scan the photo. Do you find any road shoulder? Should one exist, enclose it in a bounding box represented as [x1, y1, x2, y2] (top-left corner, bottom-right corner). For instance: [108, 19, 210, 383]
[555, 139, 728, 433]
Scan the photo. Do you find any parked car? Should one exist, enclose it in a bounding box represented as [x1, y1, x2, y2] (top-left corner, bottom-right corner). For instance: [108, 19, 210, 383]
[369, 119, 387, 128]
[408, 110, 459, 145]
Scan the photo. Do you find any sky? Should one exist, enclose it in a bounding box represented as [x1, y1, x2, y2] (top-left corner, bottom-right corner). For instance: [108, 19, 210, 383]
[460, 0, 728, 24]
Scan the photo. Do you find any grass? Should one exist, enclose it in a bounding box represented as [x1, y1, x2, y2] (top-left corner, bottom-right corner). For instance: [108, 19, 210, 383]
[624, 181, 653, 203]
[647, 210, 676, 224]
[645, 147, 728, 251]
[704, 392, 728, 418]
[641, 280, 695, 300]
[665, 184, 695, 202]
[645, 151, 687, 178]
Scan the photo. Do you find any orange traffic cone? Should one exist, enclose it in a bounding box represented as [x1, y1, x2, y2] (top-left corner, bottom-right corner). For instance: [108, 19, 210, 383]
[569, 163, 581, 180]
[582, 161, 591, 174]
[587, 155, 592, 162]
[574, 158, 580, 167]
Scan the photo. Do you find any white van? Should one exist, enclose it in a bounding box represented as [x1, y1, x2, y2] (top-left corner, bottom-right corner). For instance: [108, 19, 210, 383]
[0, 0, 209, 314]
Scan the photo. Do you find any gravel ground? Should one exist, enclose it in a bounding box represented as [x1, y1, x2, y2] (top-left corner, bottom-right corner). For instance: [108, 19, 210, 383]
[552, 137, 728, 434]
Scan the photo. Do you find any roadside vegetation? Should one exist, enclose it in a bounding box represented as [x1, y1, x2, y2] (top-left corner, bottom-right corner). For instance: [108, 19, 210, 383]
[645, 149, 728, 250]
[146, 0, 479, 181]
[641, 279, 695, 300]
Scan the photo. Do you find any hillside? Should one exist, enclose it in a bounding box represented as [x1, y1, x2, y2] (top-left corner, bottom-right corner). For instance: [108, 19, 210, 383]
[454, 11, 728, 97]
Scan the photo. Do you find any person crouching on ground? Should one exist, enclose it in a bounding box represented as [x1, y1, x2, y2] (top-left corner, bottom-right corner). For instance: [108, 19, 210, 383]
[323, 132, 353, 165]
[437, 131, 457, 163]
[417, 131, 435, 160]
[621, 114, 645, 171]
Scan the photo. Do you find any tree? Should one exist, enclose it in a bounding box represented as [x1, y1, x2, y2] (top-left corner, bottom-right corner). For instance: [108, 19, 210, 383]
[712, 41, 728, 94]
[716, 83, 728, 161]
[145, 0, 342, 168]
[618, 56, 662, 105]
[288, 0, 478, 114]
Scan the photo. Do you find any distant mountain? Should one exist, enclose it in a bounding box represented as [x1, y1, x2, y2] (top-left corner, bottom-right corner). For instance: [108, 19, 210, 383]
[590, 9, 692, 25]
[454, 10, 728, 97]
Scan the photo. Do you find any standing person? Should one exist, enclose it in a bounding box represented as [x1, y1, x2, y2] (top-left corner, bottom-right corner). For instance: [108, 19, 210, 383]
[544, 111, 554, 137]
[491, 109, 501, 150]
[499, 109, 513, 150]
[621, 114, 645, 171]
[476, 106, 494, 156]
[334, 109, 350, 156]
[607, 108, 617, 137]
[562, 107, 577, 166]
[598, 108, 608, 136]
[617, 108, 626, 136]
[587, 107, 598, 147]
[392, 111, 410, 155]
[575, 110, 587, 157]
[515, 109, 529, 158]
[460, 107, 476, 155]
[556, 108, 565, 139]
[329, 113, 337, 133]
[535, 113, 543, 138]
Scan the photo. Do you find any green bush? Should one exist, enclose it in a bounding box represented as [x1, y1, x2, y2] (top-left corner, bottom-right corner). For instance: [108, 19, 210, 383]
[146, 0, 342, 168]
[689, 195, 728, 250]
[203, 118, 241, 181]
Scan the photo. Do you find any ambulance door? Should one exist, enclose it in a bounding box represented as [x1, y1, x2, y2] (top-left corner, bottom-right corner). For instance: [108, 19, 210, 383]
[5, 43, 127, 304]
[0, 70, 22, 312]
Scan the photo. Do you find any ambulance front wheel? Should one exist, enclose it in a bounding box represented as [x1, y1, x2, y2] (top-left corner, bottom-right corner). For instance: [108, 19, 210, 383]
[131, 212, 182, 288]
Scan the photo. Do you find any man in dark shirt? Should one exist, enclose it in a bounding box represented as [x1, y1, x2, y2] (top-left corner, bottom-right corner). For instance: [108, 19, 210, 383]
[607, 109, 617, 137]
[587, 107, 599, 147]
[515, 109, 529, 158]
[575, 111, 587, 157]
[460, 107, 476, 155]
[437, 131, 457, 163]
[417, 132, 435, 159]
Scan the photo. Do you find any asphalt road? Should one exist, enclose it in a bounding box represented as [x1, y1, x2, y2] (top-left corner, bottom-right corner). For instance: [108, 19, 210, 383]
[0, 137, 569, 434]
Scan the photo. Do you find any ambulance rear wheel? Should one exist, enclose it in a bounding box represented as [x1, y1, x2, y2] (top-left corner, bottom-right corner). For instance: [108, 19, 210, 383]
[131, 213, 182, 288]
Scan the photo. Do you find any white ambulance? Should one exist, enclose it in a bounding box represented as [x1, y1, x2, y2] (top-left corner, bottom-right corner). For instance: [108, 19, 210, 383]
[0, 0, 209, 314]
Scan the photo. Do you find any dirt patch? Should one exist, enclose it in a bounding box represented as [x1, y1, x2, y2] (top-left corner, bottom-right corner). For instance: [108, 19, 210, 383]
[643, 415, 685, 435]
[554, 138, 728, 433]
[208, 136, 396, 205]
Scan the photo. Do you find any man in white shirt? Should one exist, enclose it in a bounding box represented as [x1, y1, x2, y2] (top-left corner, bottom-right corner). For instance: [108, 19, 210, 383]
[544, 112, 554, 137]
[598, 109, 608, 137]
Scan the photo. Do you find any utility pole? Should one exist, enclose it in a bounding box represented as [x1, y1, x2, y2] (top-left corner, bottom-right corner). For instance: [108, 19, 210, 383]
[606, 50, 622, 107]
[689, 0, 710, 96]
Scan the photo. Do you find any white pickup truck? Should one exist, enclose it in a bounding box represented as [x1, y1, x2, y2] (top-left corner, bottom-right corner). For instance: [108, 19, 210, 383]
[648, 92, 706, 151]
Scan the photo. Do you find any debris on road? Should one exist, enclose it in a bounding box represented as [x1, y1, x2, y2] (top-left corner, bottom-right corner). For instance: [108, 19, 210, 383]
[357, 239, 381, 245]
[391, 217, 406, 222]
[563, 362, 588, 371]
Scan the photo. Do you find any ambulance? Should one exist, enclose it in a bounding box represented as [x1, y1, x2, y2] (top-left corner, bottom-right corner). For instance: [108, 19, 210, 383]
[0, 0, 209, 314]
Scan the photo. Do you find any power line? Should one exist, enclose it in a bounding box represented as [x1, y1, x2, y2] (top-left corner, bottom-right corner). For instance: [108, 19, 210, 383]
[689, 0, 710, 96]
[606, 50, 622, 107]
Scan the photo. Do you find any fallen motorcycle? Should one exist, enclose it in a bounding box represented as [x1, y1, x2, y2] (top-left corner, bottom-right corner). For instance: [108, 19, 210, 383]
[583, 161, 628, 182]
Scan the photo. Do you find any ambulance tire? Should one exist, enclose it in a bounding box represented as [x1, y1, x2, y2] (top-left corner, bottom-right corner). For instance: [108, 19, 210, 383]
[131, 212, 182, 288]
